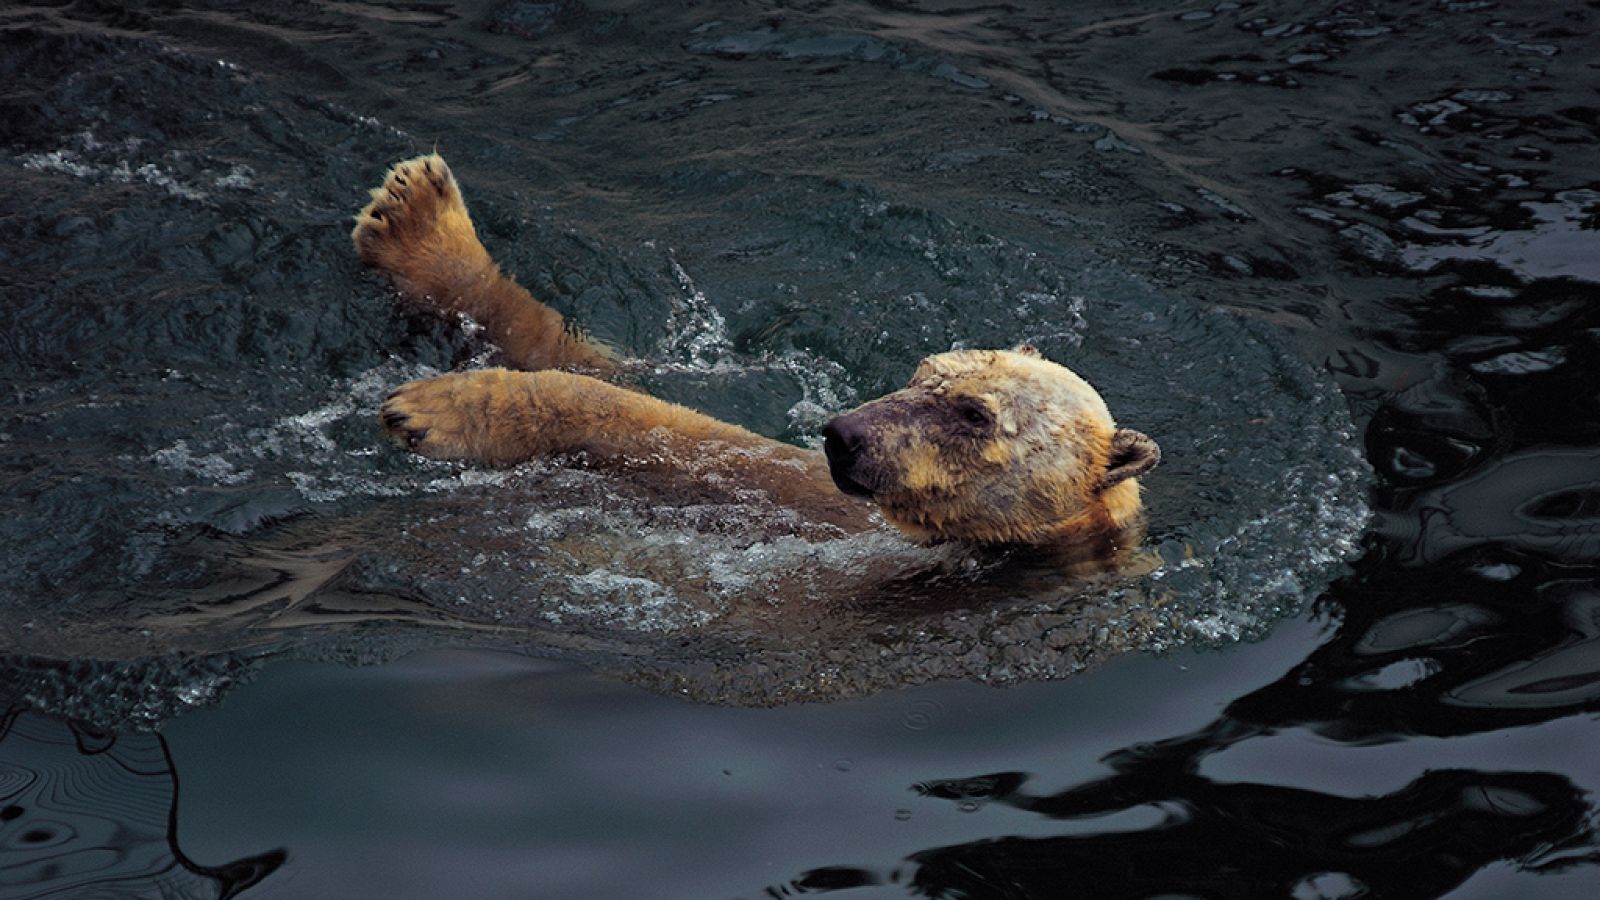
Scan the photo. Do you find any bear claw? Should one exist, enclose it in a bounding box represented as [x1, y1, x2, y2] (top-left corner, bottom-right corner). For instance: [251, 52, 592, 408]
[351, 153, 462, 267]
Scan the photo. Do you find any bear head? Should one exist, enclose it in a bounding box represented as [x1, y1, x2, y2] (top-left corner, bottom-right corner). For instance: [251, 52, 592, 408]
[821, 345, 1159, 552]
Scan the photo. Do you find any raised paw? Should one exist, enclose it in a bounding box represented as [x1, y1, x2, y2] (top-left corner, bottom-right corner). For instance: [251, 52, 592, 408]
[351, 153, 489, 276]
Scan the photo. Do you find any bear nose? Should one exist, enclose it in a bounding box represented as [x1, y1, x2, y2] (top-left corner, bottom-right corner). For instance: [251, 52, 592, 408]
[822, 414, 876, 498]
[822, 416, 865, 466]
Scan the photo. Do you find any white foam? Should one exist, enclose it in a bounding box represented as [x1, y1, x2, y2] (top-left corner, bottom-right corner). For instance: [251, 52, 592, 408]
[149, 439, 254, 485]
[18, 131, 208, 201]
[780, 350, 857, 441]
[286, 470, 408, 503]
[659, 251, 734, 366]
[212, 164, 255, 190]
[20, 150, 97, 179]
[554, 569, 715, 631]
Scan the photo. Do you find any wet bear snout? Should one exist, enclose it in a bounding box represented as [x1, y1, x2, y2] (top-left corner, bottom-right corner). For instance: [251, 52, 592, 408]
[822, 415, 874, 497]
[823, 416, 866, 464]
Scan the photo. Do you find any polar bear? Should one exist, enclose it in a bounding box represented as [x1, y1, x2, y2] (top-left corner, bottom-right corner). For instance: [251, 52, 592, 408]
[354, 154, 1158, 565]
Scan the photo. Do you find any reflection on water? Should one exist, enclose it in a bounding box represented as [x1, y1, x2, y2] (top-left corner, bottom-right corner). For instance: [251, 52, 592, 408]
[0, 702, 283, 898]
[1227, 558, 1600, 745]
[762, 544, 1600, 895]
[891, 767, 1589, 899]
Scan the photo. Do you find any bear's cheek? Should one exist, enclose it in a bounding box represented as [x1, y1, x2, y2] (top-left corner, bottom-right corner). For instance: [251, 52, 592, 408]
[979, 439, 1014, 467]
[898, 443, 961, 495]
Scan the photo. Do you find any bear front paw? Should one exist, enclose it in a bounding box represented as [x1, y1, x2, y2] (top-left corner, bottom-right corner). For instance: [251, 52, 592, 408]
[351, 153, 484, 275]
[378, 375, 481, 460]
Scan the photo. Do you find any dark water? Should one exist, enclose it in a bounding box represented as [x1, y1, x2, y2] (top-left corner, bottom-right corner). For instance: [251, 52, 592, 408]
[2, 1, 1597, 897]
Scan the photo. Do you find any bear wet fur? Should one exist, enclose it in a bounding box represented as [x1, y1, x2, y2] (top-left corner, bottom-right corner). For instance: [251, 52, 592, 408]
[356, 154, 1159, 566]
[822, 347, 1158, 552]
[352, 153, 615, 375]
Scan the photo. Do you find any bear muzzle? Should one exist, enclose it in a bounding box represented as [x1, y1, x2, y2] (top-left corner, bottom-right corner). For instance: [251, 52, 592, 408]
[821, 414, 877, 498]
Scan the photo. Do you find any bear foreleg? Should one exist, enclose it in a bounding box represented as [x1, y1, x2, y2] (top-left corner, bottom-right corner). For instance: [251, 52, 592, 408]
[352, 154, 614, 375]
[378, 369, 872, 531]
[382, 369, 779, 465]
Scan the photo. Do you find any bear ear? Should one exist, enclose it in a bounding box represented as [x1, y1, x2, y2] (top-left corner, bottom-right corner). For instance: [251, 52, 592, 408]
[1098, 429, 1160, 491]
[1011, 343, 1042, 358]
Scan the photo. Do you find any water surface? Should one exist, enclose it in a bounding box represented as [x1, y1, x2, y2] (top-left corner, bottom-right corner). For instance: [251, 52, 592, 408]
[2, 1, 1598, 897]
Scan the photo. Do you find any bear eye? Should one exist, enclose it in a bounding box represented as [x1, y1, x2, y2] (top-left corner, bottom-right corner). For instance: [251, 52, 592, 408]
[956, 400, 990, 427]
